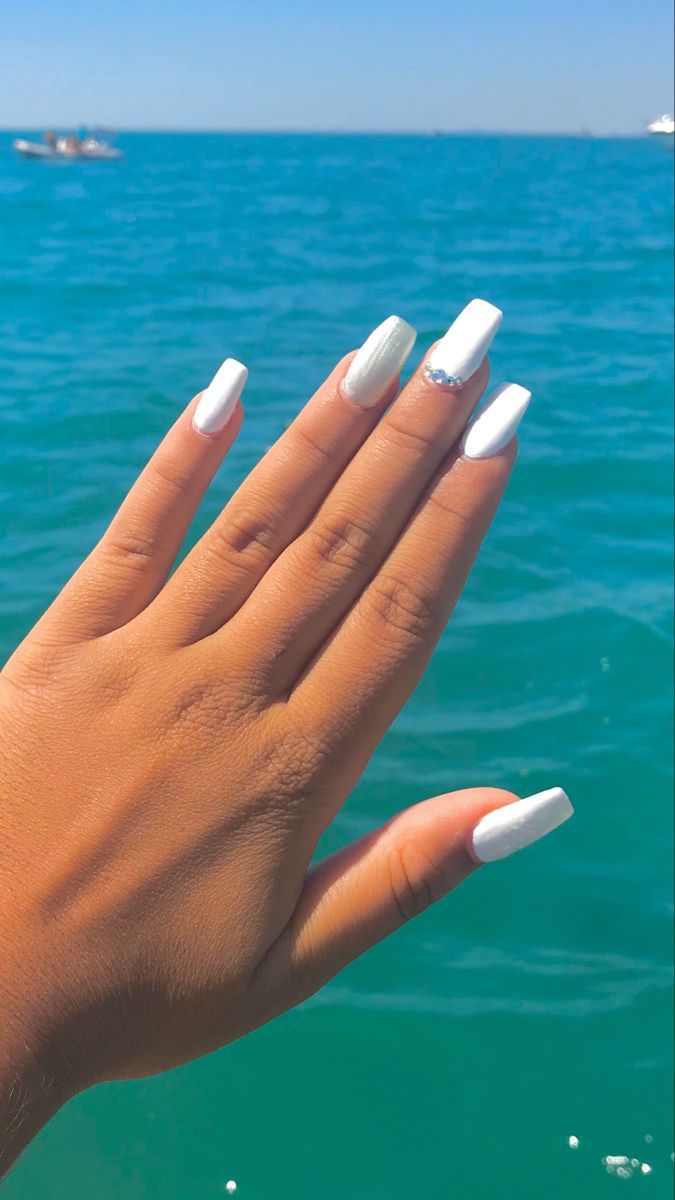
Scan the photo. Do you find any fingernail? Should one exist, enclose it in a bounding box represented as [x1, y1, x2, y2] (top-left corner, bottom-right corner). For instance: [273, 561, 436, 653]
[193, 358, 248, 435]
[460, 382, 531, 459]
[470, 787, 573, 864]
[424, 298, 502, 388]
[342, 315, 417, 409]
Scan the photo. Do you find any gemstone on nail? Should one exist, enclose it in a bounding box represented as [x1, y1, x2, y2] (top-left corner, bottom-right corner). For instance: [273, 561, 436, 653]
[424, 362, 465, 388]
[425, 299, 502, 389]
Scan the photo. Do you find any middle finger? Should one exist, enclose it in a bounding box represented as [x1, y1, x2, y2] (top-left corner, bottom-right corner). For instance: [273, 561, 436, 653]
[226, 299, 502, 688]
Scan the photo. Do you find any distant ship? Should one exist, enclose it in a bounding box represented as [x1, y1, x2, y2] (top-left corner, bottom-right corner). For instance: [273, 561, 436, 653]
[647, 114, 675, 136]
[13, 129, 122, 160]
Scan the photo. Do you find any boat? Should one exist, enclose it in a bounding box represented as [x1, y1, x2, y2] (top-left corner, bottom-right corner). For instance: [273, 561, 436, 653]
[12, 131, 122, 160]
[647, 114, 675, 136]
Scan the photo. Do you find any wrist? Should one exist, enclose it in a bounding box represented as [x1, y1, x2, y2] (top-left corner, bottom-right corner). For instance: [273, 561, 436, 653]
[0, 920, 81, 1178]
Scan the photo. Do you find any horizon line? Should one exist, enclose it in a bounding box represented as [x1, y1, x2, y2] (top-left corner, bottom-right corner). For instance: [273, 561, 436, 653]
[1, 125, 654, 138]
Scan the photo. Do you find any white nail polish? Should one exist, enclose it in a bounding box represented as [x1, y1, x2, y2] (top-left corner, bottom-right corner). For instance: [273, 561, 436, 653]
[193, 358, 248, 435]
[424, 298, 502, 388]
[342, 315, 417, 409]
[460, 382, 531, 459]
[471, 787, 573, 864]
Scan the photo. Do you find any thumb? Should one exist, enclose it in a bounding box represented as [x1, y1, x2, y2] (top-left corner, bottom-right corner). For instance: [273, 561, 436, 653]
[284, 786, 572, 1001]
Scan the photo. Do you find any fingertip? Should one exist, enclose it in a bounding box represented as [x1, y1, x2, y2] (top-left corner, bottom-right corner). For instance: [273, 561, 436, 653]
[460, 382, 531, 461]
[228, 397, 245, 434]
[340, 316, 416, 409]
[397, 787, 519, 873]
[192, 358, 248, 437]
[470, 786, 574, 864]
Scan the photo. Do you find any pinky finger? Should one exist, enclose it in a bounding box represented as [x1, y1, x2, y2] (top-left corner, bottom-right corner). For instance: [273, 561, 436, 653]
[41, 359, 247, 641]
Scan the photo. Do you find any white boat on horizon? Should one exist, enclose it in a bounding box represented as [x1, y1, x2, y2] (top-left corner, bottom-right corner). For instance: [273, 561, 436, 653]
[647, 114, 675, 136]
[13, 131, 122, 161]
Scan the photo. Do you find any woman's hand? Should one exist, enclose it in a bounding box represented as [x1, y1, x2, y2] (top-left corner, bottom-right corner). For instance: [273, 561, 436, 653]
[0, 301, 571, 1170]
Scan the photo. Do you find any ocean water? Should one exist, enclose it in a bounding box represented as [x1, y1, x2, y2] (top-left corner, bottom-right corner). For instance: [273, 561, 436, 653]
[0, 132, 673, 1198]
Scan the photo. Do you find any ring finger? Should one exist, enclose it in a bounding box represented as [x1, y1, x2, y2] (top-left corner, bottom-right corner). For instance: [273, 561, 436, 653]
[153, 316, 417, 643]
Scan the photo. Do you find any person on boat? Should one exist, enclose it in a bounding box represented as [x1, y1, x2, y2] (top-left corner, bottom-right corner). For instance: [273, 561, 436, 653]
[59, 134, 83, 156]
[44, 130, 56, 148]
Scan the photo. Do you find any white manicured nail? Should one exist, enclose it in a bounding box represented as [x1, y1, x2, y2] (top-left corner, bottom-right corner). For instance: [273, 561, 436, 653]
[471, 787, 573, 864]
[193, 358, 248, 435]
[461, 382, 531, 459]
[342, 316, 417, 409]
[424, 298, 502, 388]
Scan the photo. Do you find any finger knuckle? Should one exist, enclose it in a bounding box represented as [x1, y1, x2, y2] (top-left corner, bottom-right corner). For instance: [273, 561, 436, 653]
[368, 573, 437, 643]
[259, 723, 325, 807]
[292, 423, 340, 469]
[427, 488, 474, 534]
[102, 529, 158, 573]
[168, 680, 223, 732]
[3, 639, 125, 708]
[306, 514, 372, 574]
[2, 642, 65, 700]
[147, 454, 195, 497]
[381, 416, 438, 457]
[208, 509, 280, 576]
[388, 840, 439, 922]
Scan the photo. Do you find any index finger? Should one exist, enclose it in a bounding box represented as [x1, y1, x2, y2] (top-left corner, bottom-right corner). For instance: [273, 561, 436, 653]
[293, 384, 530, 776]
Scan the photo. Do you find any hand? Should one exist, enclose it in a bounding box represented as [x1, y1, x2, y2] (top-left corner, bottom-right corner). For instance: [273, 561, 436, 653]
[0, 302, 571, 1170]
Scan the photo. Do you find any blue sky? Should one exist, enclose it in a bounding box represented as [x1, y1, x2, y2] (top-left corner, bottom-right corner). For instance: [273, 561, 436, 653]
[3, 0, 673, 133]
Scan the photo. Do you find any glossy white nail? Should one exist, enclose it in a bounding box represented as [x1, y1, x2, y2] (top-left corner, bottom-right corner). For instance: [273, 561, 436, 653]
[342, 315, 417, 409]
[461, 381, 531, 459]
[424, 298, 502, 388]
[471, 787, 573, 864]
[193, 358, 248, 435]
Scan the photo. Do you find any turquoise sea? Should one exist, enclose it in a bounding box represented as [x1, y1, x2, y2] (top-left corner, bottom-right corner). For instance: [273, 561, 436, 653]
[0, 133, 673, 1198]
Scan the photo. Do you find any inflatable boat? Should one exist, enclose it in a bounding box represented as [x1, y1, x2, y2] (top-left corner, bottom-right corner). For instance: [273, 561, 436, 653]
[13, 136, 122, 160]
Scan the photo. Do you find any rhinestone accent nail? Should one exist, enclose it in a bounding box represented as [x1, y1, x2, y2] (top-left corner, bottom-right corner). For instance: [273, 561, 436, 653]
[424, 362, 464, 388]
